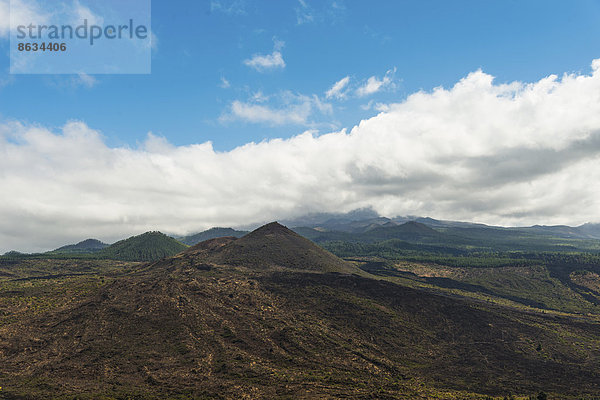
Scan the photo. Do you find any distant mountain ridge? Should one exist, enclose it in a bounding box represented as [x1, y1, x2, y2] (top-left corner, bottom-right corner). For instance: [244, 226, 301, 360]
[274, 208, 600, 239]
[52, 238, 108, 254]
[178, 227, 248, 246]
[270, 208, 486, 233]
[4, 208, 600, 256]
[293, 221, 441, 244]
[571, 223, 600, 239]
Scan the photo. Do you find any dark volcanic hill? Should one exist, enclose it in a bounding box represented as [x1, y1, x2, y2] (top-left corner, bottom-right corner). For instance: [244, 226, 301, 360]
[2, 223, 600, 399]
[96, 231, 187, 261]
[52, 238, 108, 254]
[204, 222, 361, 273]
[183, 236, 238, 255]
[167, 222, 364, 275]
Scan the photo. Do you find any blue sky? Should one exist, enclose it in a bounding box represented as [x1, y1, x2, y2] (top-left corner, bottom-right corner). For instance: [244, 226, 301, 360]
[2, 0, 600, 150]
[3, 0, 600, 251]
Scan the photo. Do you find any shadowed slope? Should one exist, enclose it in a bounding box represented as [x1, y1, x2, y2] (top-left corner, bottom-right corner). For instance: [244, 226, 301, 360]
[183, 236, 238, 255]
[3, 264, 600, 399]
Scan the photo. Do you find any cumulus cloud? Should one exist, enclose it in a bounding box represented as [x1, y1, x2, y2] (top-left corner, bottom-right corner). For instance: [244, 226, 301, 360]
[325, 76, 350, 99]
[356, 68, 396, 97]
[244, 40, 286, 72]
[4, 60, 600, 252]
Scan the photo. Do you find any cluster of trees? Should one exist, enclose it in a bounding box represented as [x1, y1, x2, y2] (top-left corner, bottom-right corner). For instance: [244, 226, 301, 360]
[322, 240, 537, 268]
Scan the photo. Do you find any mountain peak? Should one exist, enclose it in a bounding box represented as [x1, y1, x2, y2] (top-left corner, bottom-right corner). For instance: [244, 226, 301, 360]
[247, 221, 293, 236]
[189, 222, 364, 275]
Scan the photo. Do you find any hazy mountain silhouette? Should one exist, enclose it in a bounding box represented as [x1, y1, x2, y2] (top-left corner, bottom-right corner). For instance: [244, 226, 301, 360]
[178, 227, 249, 246]
[52, 238, 108, 254]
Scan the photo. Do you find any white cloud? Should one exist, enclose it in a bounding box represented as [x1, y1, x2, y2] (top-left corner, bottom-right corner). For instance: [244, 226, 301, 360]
[356, 68, 396, 97]
[325, 76, 350, 99]
[328, 70, 397, 100]
[244, 40, 286, 72]
[356, 76, 385, 97]
[221, 92, 331, 126]
[244, 50, 285, 72]
[224, 100, 310, 125]
[5, 60, 600, 252]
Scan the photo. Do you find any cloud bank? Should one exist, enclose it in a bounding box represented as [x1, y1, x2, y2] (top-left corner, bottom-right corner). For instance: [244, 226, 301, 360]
[4, 60, 600, 252]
